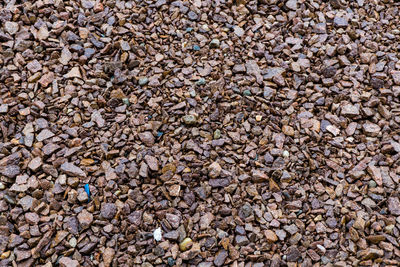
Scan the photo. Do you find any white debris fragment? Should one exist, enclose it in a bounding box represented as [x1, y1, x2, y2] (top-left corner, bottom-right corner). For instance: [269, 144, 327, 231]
[153, 227, 162, 241]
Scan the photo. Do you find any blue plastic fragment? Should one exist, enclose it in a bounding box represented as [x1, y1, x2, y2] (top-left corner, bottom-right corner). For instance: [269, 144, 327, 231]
[157, 131, 163, 137]
[186, 27, 193, 32]
[193, 45, 200, 51]
[84, 184, 90, 201]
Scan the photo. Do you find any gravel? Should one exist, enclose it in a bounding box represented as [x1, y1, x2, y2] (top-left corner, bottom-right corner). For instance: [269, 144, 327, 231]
[1, 0, 400, 266]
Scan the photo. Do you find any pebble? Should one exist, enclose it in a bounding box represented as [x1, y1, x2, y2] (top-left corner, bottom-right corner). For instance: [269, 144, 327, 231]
[28, 157, 42, 172]
[77, 209, 93, 229]
[265, 230, 278, 243]
[101, 203, 117, 220]
[209, 39, 220, 48]
[138, 77, 149, 86]
[179, 237, 193, 252]
[208, 162, 222, 178]
[182, 115, 198, 125]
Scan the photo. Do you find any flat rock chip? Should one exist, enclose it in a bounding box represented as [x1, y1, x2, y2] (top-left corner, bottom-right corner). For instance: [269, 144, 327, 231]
[59, 257, 80, 267]
[28, 157, 42, 172]
[60, 162, 86, 177]
[144, 155, 159, 171]
[214, 250, 228, 266]
[388, 197, 400, 215]
[36, 129, 55, 142]
[341, 104, 359, 117]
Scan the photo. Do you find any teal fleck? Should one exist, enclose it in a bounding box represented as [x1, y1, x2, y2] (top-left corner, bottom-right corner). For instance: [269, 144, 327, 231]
[243, 90, 251, 96]
[196, 78, 206, 85]
[193, 45, 200, 51]
[122, 98, 130, 105]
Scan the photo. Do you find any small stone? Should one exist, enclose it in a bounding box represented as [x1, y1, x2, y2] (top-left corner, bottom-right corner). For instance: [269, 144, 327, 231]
[182, 115, 198, 125]
[210, 39, 220, 48]
[77, 188, 88, 202]
[367, 166, 382, 186]
[120, 40, 130, 51]
[0, 104, 8, 114]
[265, 230, 278, 243]
[36, 129, 54, 142]
[388, 197, 400, 215]
[233, 26, 245, 37]
[208, 162, 222, 178]
[187, 11, 198, 20]
[25, 212, 39, 224]
[366, 235, 386, 244]
[39, 72, 54, 88]
[28, 157, 42, 172]
[14, 249, 31, 262]
[101, 203, 117, 220]
[27, 60, 42, 73]
[5, 21, 19, 35]
[77, 209, 93, 229]
[166, 213, 180, 228]
[60, 47, 72, 65]
[391, 71, 400, 85]
[199, 212, 214, 230]
[64, 67, 82, 79]
[81, 0, 95, 8]
[94, 2, 104, 12]
[179, 237, 193, 252]
[341, 104, 360, 117]
[214, 250, 228, 266]
[369, 180, 377, 188]
[286, 0, 297, 10]
[235, 235, 249, 246]
[60, 162, 86, 177]
[358, 248, 384, 260]
[144, 155, 159, 171]
[59, 257, 79, 267]
[326, 125, 340, 136]
[282, 150, 290, 158]
[233, 64, 246, 74]
[363, 122, 381, 137]
[37, 26, 49, 40]
[196, 78, 206, 85]
[282, 125, 294, 136]
[103, 248, 115, 267]
[286, 246, 301, 262]
[214, 129, 221, 139]
[334, 16, 348, 27]
[139, 132, 155, 146]
[138, 77, 149, 86]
